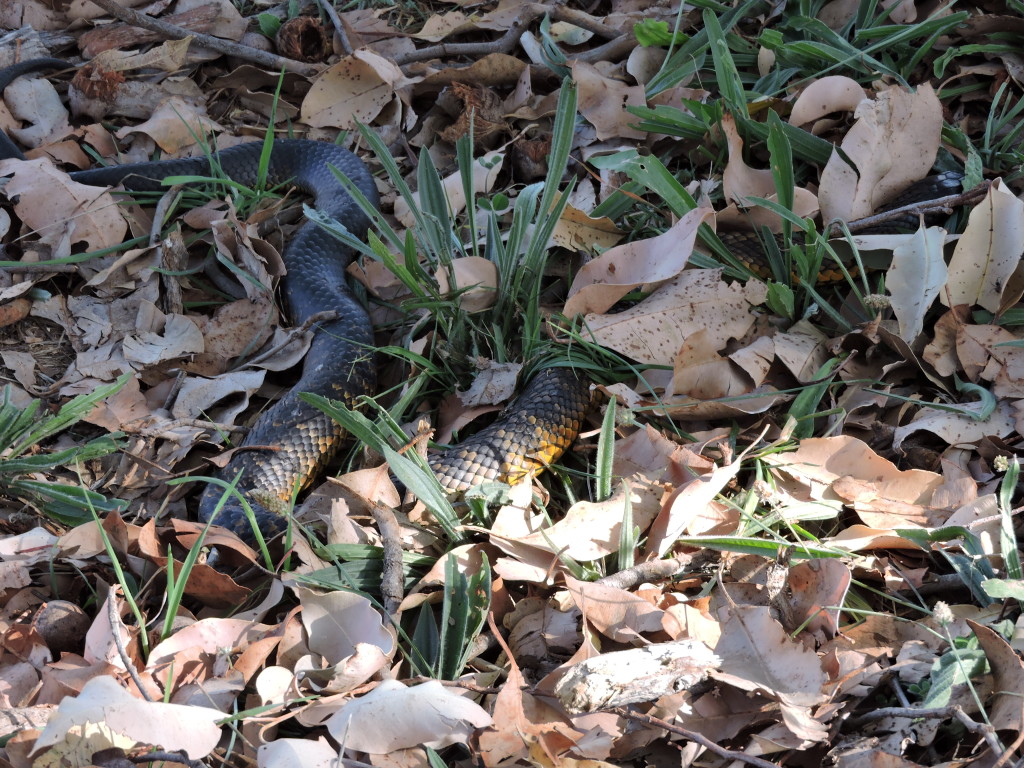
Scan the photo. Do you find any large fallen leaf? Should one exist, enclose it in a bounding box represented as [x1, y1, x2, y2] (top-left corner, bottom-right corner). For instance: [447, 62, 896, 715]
[565, 207, 713, 316]
[31, 675, 223, 759]
[324, 679, 492, 751]
[580, 269, 767, 366]
[301, 50, 408, 130]
[892, 399, 1016, 453]
[943, 179, 1024, 313]
[514, 479, 661, 561]
[764, 436, 947, 528]
[711, 602, 828, 742]
[818, 84, 942, 222]
[0, 158, 128, 257]
[885, 226, 948, 341]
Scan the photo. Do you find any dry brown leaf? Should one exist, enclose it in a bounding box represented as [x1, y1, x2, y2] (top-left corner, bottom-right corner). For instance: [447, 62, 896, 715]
[436, 256, 499, 312]
[515, 479, 661, 561]
[944, 179, 1024, 313]
[300, 50, 408, 130]
[564, 207, 713, 316]
[550, 204, 623, 252]
[323, 679, 492, 751]
[711, 601, 829, 742]
[892, 399, 1016, 454]
[719, 113, 819, 232]
[886, 227, 948, 341]
[570, 61, 646, 141]
[764, 436, 947, 528]
[0, 158, 128, 258]
[298, 589, 394, 668]
[563, 575, 664, 643]
[788, 75, 864, 128]
[580, 269, 766, 366]
[31, 675, 223, 760]
[967, 619, 1024, 732]
[646, 453, 744, 557]
[394, 149, 504, 227]
[818, 84, 942, 222]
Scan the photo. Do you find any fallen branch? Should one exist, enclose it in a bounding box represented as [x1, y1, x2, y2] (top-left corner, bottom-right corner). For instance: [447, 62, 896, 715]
[610, 708, 782, 768]
[834, 180, 992, 238]
[84, 0, 318, 75]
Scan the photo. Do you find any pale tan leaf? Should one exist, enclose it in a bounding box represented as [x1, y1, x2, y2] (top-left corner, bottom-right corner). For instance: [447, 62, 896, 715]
[892, 399, 1016, 454]
[298, 588, 394, 665]
[580, 269, 765, 366]
[436, 256, 498, 313]
[819, 85, 942, 222]
[32, 675, 222, 758]
[887, 226, 948, 341]
[967, 619, 1024, 732]
[515, 478, 661, 561]
[301, 51, 405, 130]
[563, 575, 664, 643]
[570, 61, 646, 141]
[788, 76, 865, 127]
[324, 679, 492, 751]
[0, 157, 128, 258]
[564, 207, 713, 316]
[944, 179, 1024, 312]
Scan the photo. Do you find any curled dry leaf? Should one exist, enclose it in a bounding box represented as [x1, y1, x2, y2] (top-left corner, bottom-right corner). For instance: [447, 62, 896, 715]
[711, 602, 829, 743]
[788, 75, 865, 128]
[818, 84, 942, 223]
[719, 113, 819, 232]
[298, 588, 394, 665]
[885, 226, 948, 342]
[436, 256, 499, 312]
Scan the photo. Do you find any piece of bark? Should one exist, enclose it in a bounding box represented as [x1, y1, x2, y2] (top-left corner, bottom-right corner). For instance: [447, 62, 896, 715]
[554, 640, 720, 713]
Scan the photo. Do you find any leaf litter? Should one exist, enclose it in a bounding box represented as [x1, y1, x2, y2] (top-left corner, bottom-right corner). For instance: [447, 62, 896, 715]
[0, 2, 1024, 768]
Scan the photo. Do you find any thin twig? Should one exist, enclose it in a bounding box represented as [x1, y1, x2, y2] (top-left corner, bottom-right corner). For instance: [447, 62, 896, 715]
[370, 501, 404, 619]
[834, 181, 992, 238]
[83, 0, 319, 76]
[595, 556, 692, 590]
[0, 262, 78, 273]
[128, 750, 207, 768]
[394, 6, 547, 66]
[107, 588, 154, 702]
[311, 0, 351, 56]
[848, 702, 1002, 755]
[610, 707, 781, 768]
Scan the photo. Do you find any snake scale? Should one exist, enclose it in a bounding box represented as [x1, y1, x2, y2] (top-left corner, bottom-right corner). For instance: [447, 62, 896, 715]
[0, 58, 590, 540]
[1, 59, 965, 542]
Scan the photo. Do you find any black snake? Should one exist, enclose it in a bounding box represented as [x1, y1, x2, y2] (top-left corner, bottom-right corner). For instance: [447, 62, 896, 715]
[0, 58, 591, 540]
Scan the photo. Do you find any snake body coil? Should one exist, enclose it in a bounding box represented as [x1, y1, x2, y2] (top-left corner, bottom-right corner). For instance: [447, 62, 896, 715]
[0, 59, 591, 539]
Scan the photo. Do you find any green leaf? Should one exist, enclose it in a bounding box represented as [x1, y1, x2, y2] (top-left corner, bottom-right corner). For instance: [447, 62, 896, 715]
[257, 14, 281, 39]
[634, 19, 689, 47]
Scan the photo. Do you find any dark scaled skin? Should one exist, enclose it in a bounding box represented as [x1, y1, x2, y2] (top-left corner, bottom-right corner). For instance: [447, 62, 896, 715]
[0, 59, 594, 541]
[718, 169, 965, 283]
[430, 367, 591, 493]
